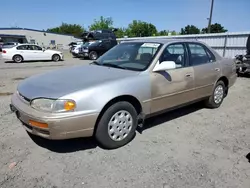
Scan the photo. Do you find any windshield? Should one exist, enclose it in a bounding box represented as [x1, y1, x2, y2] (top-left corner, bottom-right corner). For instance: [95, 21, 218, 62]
[94, 42, 162, 71]
[82, 41, 96, 47]
[89, 41, 101, 46]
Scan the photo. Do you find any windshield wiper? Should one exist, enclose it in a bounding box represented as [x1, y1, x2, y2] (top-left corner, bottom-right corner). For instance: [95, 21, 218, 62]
[102, 63, 127, 70]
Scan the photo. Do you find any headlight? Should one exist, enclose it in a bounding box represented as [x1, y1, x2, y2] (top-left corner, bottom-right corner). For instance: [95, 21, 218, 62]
[30, 98, 76, 113]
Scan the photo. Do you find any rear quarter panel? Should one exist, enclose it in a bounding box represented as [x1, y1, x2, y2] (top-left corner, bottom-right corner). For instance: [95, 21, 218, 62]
[220, 57, 237, 87]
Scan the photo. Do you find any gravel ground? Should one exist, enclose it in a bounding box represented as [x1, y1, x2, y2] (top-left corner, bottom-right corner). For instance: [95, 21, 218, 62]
[0, 57, 250, 188]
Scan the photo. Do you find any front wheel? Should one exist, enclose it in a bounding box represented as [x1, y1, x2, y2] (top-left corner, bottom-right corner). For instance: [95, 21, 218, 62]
[89, 51, 98, 60]
[205, 80, 226, 108]
[52, 54, 60, 62]
[95, 102, 138, 149]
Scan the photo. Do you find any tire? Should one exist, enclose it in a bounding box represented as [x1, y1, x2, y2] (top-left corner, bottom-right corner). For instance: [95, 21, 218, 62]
[13, 55, 23, 63]
[52, 54, 60, 62]
[95, 101, 138, 149]
[89, 51, 98, 60]
[205, 80, 226, 109]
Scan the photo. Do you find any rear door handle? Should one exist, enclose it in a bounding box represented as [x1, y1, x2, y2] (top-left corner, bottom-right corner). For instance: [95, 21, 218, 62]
[185, 73, 192, 77]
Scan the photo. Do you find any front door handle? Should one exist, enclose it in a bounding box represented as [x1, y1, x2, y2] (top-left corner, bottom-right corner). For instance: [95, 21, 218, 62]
[215, 68, 220, 71]
[185, 73, 192, 77]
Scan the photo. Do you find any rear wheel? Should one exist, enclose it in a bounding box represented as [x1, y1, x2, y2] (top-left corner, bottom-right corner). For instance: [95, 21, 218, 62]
[89, 51, 98, 60]
[13, 55, 23, 63]
[95, 101, 138, 149]
[205, 80, 225, 108]
[52, 54, 60, 62]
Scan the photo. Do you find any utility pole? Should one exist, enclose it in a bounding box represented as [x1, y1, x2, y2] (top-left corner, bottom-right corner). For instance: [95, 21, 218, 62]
[207, 0, 214, 33]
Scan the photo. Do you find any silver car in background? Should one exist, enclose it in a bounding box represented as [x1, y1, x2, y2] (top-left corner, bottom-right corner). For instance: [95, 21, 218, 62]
[10, 39, 237, 149]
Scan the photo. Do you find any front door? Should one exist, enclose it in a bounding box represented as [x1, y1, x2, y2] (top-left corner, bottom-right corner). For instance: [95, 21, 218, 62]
[186, 42, 221, 99]
[29, 45, 47, 60]
[150, 43, 196, 114]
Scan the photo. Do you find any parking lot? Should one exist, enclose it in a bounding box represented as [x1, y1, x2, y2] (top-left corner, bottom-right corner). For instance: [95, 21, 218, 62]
[0, 56, 250, 188]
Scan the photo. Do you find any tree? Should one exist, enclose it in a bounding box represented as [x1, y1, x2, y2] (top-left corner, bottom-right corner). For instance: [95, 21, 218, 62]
[180, 25, 200, 35]
[201, 23, 228, 33]
[127, 20, 158, 37]
[89, 16, 114, 30]
[157, 30, 169, 36]
[114, 27, 127, 38]
[170, 30, 178, 36]
[47, 23, 84, 37]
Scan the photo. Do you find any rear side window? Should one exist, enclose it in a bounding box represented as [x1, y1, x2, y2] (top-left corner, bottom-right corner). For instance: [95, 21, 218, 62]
[16, 45, 28, 50]
[188, 43, 215, 66]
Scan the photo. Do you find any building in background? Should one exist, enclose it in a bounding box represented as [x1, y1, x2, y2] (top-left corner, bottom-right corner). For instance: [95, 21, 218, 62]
[0, 34, 28, 44]
[0, 28, 81, 49]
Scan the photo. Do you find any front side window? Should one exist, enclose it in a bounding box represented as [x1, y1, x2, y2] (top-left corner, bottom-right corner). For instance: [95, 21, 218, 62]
[159, 43, 186, 68]
[94, 42, 162, 71]
[31, 45, 42, 50]
[188, 43, 212, 66]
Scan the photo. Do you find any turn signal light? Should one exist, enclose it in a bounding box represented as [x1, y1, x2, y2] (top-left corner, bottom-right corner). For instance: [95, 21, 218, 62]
[64, 101, 76, 111]
[29, 120, 48, 129]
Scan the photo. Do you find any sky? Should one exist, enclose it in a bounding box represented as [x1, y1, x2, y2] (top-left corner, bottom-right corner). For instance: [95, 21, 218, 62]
[1, 0, 250, 32]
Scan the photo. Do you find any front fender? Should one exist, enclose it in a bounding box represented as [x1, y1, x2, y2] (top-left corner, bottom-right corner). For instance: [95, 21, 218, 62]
[61, 74, 151, 114]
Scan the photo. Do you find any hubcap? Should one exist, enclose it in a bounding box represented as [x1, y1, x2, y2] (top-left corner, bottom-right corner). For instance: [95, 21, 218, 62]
[108, 110, 133, 141]
[214, 85, 224, 104]
[90, 53, 97, 60]
[15, 56, 21, 62]
[54, 55, 59, 61]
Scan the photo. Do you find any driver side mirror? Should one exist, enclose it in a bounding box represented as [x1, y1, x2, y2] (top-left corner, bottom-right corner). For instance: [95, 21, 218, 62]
[153, 61, 176, 72]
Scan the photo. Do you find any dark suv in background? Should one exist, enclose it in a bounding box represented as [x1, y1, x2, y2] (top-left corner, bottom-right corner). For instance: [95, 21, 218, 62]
[79, 29, 118, 60]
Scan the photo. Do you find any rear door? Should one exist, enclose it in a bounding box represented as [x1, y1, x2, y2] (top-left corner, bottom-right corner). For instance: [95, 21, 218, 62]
[16, 45, 33, 60]
[186, 42, 221, 99]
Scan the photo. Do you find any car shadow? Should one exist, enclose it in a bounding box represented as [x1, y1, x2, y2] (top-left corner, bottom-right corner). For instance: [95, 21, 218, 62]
[246, 152, 250, 163]
[79, 57, 90, 61]
[27, 132, 98, 153]
[4, 60, 64, 64]
[137, 102, 204, 133]
[28, 130, 136, 153]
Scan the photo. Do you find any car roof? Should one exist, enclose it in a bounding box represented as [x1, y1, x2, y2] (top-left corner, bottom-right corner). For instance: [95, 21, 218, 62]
[17, 43, 35, 45]
[121, 38, 203, 44]
[120, 38, 222, 59]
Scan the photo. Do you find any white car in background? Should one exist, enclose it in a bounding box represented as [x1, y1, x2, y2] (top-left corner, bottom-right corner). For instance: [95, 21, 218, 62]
[1, 44, 64, 63]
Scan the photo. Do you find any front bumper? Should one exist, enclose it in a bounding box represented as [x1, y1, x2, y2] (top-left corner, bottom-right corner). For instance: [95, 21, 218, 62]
[10, 92, 99, 140]
[60, 54, 64, 60]
[78, 52, 89, 57]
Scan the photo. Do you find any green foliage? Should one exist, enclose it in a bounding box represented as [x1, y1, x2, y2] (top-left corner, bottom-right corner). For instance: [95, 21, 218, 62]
[180, 25, 200, 35]
[46, 17, 228, 39]
[201, 23, 228, 33]
[114, 27, 127, 38]
[89, 16, 113, 30]
[127, 20, 158, 37]
[47, 22, 84, 37]
[170, 30, 178, 35]
[157, 30, 169, 36]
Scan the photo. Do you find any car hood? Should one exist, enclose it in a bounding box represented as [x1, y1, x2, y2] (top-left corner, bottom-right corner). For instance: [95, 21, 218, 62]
[17, 64, 139, 100]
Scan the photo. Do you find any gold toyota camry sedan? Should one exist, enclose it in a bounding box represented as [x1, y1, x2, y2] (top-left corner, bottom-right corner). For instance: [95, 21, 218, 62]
[10, 39, 237, 149]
